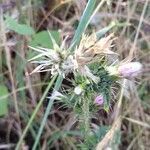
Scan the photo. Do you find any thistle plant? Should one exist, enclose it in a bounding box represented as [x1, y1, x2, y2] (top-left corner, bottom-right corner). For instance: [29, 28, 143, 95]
[16, 1, 143, 149]
[28, 31, 142, 148]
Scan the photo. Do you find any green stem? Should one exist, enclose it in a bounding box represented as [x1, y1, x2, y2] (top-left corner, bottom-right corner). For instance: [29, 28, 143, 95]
[15, 74, 58, 150]
[83, 97, 90, 138]
[32, 75, 63, 150]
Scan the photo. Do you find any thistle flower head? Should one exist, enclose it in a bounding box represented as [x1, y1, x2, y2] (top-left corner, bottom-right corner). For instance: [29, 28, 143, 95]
[28, 32, 77, 77]
[118, 62, 142, 77]
[75, 33, 116, 67]
[94, 33, 115, 54]
[74, 33, 116, 82]
[107, 62, 142, 78]
[28, 46, 71, 76]
[94, 95, 104, 105]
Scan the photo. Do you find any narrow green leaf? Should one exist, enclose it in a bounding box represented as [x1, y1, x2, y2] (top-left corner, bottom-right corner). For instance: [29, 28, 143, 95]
[32, 75, 63, 150]
[96, 21, 116, 38]
[0, 85, 8, 116]
[96, 20, 129, 39]
[5, 15, 35, 35]
[16, 75, 57, 150]
[71, 0, 96, 48]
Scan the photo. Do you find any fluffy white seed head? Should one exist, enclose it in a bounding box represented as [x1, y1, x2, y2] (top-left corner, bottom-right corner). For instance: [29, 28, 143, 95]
[118, 62, 142, 77]
[107, 62, 142, 78]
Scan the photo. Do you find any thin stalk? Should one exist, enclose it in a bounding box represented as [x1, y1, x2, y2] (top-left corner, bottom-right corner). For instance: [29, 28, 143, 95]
[32, 75, 63, 150]
[114, 79, 126, 121]
[15, 74, 58, 150]
[16, 0, 22, 19]
[83, 97, 90, 139]
[0, 43, 2, 82]
[128, 0, 149, 60]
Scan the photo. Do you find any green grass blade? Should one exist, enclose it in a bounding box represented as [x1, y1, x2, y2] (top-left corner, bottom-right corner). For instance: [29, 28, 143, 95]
[32, 75, 63, 150]
[15, 74, 58, 150]
[70, 0, 96, 49]
[96, 21, 116, 38]
[96, 20, 129, 39]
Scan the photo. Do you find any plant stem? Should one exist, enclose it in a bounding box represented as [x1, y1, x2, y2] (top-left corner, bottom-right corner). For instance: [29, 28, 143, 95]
[83, 97, 90, 139]
[32, 75, 63, 150]
[15, 74, 57, 150]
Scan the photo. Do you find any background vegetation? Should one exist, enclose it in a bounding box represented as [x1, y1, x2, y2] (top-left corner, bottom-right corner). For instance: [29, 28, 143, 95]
[0, 0, 149, 149]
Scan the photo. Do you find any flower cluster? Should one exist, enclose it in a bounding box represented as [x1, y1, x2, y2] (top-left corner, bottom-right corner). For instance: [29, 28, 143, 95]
[29, 32, 115, 80]
[29, 31, 142, 110]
